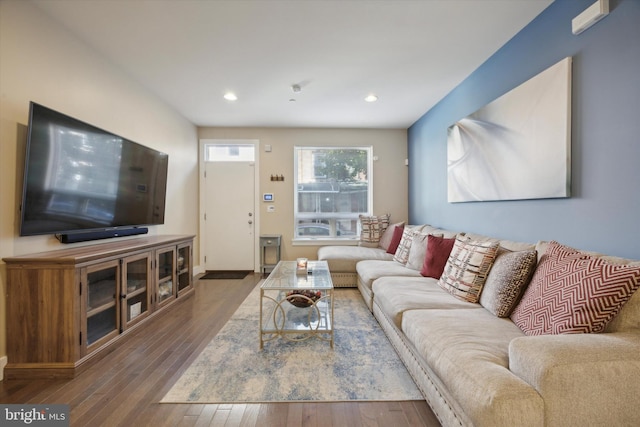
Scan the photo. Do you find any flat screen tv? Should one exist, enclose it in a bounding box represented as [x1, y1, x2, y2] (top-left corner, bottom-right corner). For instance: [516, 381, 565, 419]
[20, 102, 169, 242]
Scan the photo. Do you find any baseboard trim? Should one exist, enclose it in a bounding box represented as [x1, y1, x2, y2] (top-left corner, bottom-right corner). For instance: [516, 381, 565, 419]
[193, 265, 205, 276]
[0, 355, 7, 381]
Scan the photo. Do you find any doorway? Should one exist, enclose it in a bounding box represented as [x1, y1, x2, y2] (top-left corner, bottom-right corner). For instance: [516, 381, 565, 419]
[200, 140, 259, 272]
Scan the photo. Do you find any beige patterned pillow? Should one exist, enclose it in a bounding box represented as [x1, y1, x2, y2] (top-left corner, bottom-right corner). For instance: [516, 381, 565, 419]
[479, 249, 537, 317]
[359, 214, 390, 243]
[438, 236, 499, 303]
[393, 227, 417, 264]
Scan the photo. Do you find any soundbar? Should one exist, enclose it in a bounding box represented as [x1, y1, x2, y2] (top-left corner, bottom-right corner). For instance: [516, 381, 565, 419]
[56, 227, 149, 244]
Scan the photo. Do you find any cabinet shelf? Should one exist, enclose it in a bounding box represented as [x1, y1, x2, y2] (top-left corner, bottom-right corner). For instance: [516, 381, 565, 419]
[87, 301, 116, 317]
[126, 287, 147, 299]
[88, 280, 116, 307]
[126, 279, 147, 294]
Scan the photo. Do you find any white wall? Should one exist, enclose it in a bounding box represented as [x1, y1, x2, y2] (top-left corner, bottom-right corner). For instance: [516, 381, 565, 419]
[0, 0, 199, 374]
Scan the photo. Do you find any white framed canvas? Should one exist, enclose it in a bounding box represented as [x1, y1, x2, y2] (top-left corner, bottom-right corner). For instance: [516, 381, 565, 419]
[447, 57, 572, 203]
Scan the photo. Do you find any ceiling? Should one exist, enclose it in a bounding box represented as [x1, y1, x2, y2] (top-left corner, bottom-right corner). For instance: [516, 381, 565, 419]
[32, 0, 553, 129]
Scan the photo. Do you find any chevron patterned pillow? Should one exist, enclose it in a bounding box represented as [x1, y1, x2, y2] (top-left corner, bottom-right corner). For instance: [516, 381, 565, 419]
[511, 241, 640, 335]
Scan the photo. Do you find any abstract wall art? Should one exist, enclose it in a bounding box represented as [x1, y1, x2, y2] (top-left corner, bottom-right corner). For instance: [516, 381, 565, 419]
[447, 57, 572, 203]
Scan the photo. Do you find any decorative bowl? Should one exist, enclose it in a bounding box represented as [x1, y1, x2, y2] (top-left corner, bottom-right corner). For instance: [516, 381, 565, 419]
[286, 290, 322, 307]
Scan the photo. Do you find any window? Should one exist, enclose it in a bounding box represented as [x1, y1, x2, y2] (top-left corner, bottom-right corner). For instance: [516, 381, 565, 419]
[204, 143, 255, 162]
[294, 147, 372, 240]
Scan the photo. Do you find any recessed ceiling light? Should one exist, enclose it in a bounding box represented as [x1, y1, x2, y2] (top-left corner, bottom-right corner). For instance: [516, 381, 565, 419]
[224, 92, 238, 101]
[364, 94, 378, 103]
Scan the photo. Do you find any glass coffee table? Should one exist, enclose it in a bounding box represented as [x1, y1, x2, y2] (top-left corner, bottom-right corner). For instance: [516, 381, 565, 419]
[260, 260, 334, 348]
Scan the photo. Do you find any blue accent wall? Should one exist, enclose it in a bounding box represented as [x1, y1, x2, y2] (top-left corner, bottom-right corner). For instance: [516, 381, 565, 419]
[408, 0, 640, 259]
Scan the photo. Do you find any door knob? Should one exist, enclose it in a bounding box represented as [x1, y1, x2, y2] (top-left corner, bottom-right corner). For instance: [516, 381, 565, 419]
[248, 220, 253, 224]
[248, 212, 253, 217]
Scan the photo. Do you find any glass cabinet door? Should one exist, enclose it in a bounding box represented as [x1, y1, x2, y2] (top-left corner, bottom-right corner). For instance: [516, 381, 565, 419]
[122, 253, 151, 328]
[156, 247, 175, 307]
[177, 243, 192, 295]
[85, 260, 120, 350]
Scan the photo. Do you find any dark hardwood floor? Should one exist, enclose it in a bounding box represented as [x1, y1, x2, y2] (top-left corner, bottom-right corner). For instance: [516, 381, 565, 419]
[0, 274, 440, 426]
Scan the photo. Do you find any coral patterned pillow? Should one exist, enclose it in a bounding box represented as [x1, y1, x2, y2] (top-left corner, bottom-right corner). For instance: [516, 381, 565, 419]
[511, 241, 640, 335]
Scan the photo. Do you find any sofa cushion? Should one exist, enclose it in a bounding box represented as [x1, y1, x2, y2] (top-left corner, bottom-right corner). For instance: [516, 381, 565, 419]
[438, 236, 499, 303]
[401, 308, 541, 426]
[463, 233, 534, 250]
[359, 214, 390, 243]
[372, 277, 477, 328]
[480, 249, 537, 317]
[511, 241, 640, 335]
[420, 225, 461, 239]
[317, 245, 393, 273]
[421, 234, 456, 279]
[356, 260, 422, 294]
[379, 221, 404, 252]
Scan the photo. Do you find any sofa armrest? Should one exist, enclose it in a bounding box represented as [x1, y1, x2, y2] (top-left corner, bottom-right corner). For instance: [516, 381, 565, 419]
[509, 332, 640, 426]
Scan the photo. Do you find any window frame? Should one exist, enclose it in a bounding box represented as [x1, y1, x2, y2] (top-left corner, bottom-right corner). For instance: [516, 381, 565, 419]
[293, 146, 373, 244]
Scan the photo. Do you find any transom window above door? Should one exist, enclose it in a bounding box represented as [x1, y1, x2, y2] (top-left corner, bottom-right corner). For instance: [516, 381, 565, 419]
[205, 144, 255, 162]
[294, 146, 372, 241]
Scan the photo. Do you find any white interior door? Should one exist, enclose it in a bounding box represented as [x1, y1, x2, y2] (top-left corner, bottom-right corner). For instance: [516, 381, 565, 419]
[204, 161, 255, 270]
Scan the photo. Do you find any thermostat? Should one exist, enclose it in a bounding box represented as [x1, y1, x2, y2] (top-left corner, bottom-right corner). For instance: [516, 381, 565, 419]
[263, 193, 274, 202]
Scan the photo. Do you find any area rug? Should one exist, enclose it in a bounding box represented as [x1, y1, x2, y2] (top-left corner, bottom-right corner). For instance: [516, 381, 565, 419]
[200, 270, 252, 280]
[160, 285, 422, 403]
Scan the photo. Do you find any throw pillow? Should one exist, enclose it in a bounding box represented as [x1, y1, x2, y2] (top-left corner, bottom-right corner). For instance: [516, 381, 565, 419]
[386, 224, 405, 254]
[479, 249, 537, 317]
[379, 221, 405, 251]
[420, 234, 456, 279]
[359, 214, 390, 243]
[438, 236, 499, 303]
[511, 241, 640, 335]
[393, 227, 417, 264]
[405, 232, 430, 271]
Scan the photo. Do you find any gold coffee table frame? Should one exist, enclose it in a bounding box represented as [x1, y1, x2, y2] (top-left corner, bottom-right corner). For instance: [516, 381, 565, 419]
[260, 261, 334, 348]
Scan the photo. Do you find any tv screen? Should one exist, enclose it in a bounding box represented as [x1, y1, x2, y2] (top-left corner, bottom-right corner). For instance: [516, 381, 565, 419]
[20, 102, 168, 238]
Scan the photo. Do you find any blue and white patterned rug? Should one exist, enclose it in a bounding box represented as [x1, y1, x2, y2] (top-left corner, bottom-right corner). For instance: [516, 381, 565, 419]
[161, 285, 422, 403]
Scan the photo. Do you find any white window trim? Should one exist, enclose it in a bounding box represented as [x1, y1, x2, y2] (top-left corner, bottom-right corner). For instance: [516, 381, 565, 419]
[291, 237, 360, 246]
[293, 146, 373, 243]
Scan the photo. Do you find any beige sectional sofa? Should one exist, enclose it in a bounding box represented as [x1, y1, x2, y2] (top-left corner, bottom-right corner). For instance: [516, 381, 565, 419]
[318, 224, 640, 427]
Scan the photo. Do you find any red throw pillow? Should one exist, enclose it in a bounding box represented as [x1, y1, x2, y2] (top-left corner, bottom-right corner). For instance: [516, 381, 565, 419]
[421, 234, 456, 278]
[386, 224, 405, 254]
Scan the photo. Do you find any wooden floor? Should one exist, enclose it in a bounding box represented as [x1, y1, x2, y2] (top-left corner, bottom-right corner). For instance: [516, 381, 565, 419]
[0, 274, 440, 427]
